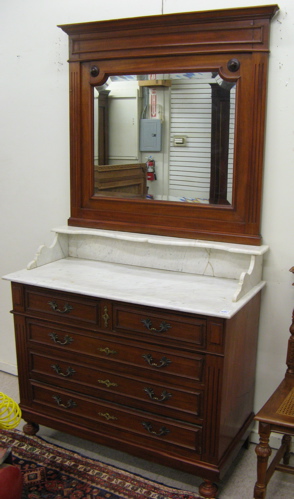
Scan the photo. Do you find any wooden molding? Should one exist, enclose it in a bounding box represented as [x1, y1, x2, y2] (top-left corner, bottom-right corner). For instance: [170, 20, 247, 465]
[60, 5, 279, 244]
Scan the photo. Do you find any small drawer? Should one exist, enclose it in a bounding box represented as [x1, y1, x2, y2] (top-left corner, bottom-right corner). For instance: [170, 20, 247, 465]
[25, 286, 99, 326]
[29, 352, 204, 424]
[27, 321, 205, 387]
[30, 382, 202, 456]
[112, 303, 206, 349]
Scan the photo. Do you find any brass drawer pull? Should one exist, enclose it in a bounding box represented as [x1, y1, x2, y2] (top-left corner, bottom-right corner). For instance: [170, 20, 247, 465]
[48, 301, 73, 314]
[98, 379, 118, 388]
[98, 412, 118, 421]
[49, 332, 73, 346]
[142, 422, 170, 437]
[51, 364, 76, 377]
[98, 347, 117, 356]
[142, 319, 171, 334]
[144, 387, 172, 402]
[142, 354, 171, 368]
[52, 395, 77, 409]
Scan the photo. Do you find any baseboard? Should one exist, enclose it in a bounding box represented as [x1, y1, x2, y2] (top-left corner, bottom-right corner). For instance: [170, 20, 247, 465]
[0, 362, 18, 376]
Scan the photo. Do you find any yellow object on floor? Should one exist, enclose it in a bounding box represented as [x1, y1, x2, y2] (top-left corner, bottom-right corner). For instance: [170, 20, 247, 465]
[0, 392, 21, 429]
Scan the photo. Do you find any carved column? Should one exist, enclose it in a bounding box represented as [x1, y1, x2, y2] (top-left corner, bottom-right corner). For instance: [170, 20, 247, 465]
[209, 83, 231, 205]
[98, 89, 110, 165]
[286, 309, 294, 376]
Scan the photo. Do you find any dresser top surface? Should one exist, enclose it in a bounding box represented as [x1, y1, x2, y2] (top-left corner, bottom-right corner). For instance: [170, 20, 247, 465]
[4, 257, 264, 318]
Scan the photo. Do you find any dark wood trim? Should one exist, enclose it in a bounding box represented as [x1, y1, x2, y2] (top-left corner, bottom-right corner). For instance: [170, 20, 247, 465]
[97, 90, 109, 165]
[209, 83, 231, 205]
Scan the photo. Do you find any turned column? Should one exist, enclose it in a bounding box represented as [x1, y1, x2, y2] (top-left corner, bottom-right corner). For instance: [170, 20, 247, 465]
[254, 422, 272, 499]
[286, 307, 294, 377]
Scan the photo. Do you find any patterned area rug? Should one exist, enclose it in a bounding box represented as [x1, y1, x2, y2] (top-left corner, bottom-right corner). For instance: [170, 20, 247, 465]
[0, 429, 202, 499]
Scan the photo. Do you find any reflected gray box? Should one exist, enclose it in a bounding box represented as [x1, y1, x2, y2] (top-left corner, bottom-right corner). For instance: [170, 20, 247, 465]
[139, 119, 162, 152]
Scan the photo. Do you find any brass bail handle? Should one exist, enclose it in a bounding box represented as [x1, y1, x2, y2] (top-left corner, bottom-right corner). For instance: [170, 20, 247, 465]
[142, 319, 171, 334]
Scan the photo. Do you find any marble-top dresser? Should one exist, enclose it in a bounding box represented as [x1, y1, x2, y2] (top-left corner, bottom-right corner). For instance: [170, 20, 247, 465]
[4, 226, 268, 497]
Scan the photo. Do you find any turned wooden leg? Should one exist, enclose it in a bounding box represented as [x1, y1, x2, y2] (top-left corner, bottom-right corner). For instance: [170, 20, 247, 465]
[23, 421, 39, 435]
[282, 434, 291, 465]
[254, 422, 272, 499]
[199, 479, 218, 498]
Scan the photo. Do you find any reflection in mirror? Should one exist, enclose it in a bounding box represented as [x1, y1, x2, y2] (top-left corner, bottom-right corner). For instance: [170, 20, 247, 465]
[94, 73, 236, 205]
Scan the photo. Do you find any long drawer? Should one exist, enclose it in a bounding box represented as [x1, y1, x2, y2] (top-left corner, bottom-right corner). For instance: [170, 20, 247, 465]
[29, 351, 204, 424]
[29, 382, 202, 457]
[27, 320, 205, 388]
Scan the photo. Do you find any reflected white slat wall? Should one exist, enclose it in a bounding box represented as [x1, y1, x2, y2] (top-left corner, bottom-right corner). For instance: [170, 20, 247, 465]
[169, 76, 235, 203]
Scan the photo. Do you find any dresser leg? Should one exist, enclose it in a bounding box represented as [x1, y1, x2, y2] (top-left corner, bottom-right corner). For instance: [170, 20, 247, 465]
[199, 479, 218, 498]
[23, 421, 39, 436]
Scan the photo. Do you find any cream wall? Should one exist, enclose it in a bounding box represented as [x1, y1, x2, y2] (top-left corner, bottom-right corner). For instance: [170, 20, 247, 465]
[1, 0, 294, 438]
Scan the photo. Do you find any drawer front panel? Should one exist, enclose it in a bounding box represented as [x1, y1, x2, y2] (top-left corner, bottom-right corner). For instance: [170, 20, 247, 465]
[113, 304, 206, 348]
[25, 288, 99, 325]
[30, 383, 202, 456]
[30, 352, 204, 424]
[27, 321, 205, 385]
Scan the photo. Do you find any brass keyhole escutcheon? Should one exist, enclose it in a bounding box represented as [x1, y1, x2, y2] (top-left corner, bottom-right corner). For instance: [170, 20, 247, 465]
[102, 306, 109, 328]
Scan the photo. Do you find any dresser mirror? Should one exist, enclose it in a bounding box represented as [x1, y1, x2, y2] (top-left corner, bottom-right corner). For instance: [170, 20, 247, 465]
[60, 5, 278, 244]
[94, 72, 236, 205]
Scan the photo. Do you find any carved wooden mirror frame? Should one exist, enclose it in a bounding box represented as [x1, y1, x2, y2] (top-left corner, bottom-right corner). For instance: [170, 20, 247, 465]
[59, 5, 278, 245]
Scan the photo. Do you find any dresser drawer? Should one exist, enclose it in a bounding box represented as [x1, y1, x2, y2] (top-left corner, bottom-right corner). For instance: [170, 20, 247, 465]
[24, 287, 100, 326]
[27, 321, 205, 387]
[112, 303, 206, 349]
[30, 382, 202, 457]
[29, 352, 204, 424]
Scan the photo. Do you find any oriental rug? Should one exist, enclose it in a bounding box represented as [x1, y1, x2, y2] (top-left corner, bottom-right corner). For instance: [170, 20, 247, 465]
[0, 429, 202, 499]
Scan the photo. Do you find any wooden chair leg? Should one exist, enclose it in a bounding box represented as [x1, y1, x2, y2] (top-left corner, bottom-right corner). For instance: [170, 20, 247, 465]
[282, 434, 291, 465]
[254, 422, 272, 499]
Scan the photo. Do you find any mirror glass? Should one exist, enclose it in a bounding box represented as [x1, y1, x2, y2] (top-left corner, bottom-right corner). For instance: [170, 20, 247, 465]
[94, 72, 236, 205]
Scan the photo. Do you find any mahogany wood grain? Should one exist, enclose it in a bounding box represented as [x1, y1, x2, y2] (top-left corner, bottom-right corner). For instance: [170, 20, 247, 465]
[59, 5, 278, 245]
[29, 351, 204, 424]
[11, 281, 262, 497]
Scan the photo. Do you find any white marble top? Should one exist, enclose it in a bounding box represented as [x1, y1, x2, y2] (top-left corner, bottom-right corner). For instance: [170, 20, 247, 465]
[3, 257, 265, 319]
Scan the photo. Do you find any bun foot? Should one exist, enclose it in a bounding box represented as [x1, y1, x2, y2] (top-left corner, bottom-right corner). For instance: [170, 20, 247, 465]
[199, 479, 218, 498]
[23, 422, 39, 435]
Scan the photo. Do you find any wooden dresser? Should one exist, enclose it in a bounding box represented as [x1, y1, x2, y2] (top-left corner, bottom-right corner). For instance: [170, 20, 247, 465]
[3, 6, 279, 497]
[4, 227, 268, 497]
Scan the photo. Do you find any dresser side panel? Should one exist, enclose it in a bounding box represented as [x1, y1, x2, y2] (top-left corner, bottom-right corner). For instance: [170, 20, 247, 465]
[218, 291, 261, 460]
